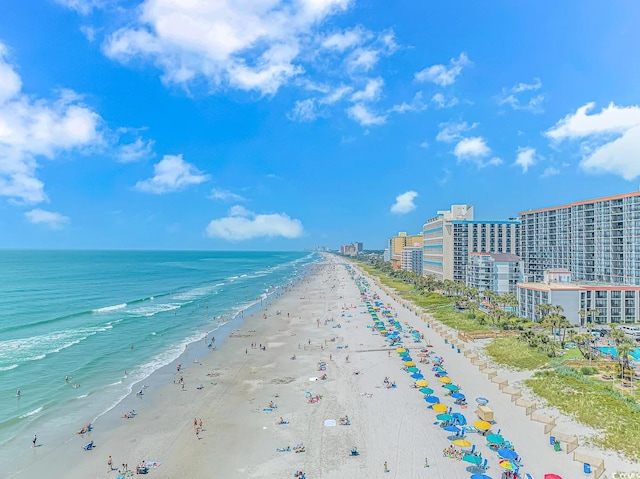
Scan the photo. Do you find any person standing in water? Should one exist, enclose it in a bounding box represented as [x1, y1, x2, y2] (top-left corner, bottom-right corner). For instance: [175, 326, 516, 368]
[16, 388, 21, 397]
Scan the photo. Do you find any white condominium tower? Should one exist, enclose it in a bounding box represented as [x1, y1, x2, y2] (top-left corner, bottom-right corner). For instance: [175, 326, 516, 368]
[519, 191, 640, 285]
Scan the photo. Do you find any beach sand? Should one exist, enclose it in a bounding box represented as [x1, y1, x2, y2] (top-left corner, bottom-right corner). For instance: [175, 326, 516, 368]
[18, 256, 639, 478]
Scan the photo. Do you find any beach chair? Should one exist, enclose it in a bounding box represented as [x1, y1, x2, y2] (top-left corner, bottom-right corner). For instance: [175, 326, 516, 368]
[82, 441, 94, 451]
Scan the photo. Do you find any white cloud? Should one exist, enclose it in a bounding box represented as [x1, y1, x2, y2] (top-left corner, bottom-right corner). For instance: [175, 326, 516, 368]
[319, 85, 352, 104]
[346, 104, 386, 126]
[135, 154, 210, 193]
[436, 121, 477, 143]
[350, 78, 384, 103]
[453, 137, 500, 168]
[498, 78, 544, 113]
[346, 30, 397, 72]
[209, 188, 246, 202]
[541, 166, 560, 178]
[546, 102, 640, 180]
[321, 27, 368, 51]
[24, 209, 70, 229]
[390, 190, 418, 214]
[420, 141, 429, 149]
[0, 43, 104, 204]
[80, 25, 98, 42]
[288, 98, 319, 122]
[513, 147, 538, 173]
[104, 0, 353, 96]
[431, 92, 459, 109]
[414, 53, 470, 87]
[117, 137, 154, 162]
[206, 205, 303, 240]
[55, 0, 107, 15]
[389, 92, 426, 114]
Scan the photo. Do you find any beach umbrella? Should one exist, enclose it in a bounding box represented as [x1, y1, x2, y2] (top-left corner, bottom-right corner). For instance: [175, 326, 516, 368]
[433, 365, 445, 371]
[452, 392, 465, 399]
[419, 387, 434, 395]
[437, 413, 453, 421]
[470, 475, 492, 479]
[439, 377, 452, 384]
[404, 361, 415, 367]
[432, 403, 448, 413]
[415, 379, 429, 387]
[475, 397, 489, 405]
[544, 475, 563, 479]
[399, 350, 409, 356]
[403, 357, 413, 362]
[417, 353, 427, 357]
[474, 420, 491, 431]
[407, 367, 419, 373]
[411, 373, 424, 379]
[425, 395, 439, 403]
[444, 383, 459, 391]
[486, 434, 504, 445]
[498, 448, 518, 460]
[462, 454, 482, 465]
[444, 425, 461, 433]
[499, 460, 517, 471]
[452, 439, 471, 447]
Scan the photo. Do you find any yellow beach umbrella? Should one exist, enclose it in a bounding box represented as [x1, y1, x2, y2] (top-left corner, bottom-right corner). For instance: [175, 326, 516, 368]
[432, 403, 448, 412]
[452, 439, 471, 447]
[474, 420, 491, 431]
[396, 347, 407, 353]
[415, 379, 429, 387]
[439, 377, 452, 384]
[404, 361, 415, 367]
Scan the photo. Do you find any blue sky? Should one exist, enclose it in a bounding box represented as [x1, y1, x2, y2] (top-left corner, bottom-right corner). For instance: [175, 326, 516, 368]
[1, 1, 640, 250]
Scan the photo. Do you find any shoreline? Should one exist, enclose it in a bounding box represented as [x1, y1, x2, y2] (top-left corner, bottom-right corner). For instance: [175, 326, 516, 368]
[7, 264, 313, 478]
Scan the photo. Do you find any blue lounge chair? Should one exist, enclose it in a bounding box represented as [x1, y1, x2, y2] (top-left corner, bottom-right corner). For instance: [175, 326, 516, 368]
[82, 441, 94, 451]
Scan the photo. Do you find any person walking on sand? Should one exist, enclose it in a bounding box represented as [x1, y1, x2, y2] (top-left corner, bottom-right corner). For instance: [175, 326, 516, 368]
[424, 457, 430, 467]
[32, 434, 37, 448]
[107, 455, 113, 472]
[384, 461, 388, 473]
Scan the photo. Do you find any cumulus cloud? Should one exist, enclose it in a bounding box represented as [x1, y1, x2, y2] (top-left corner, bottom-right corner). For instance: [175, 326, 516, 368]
[414, 53, 470, 87]
[103, 0, 353, 96]
[117, 137, 155, 162]
[135, 154, 210, 193]
[322, 27, 368, 51]
[0, 43, 104, 204]
[345, 31, 396, 72]
[498, 78, 544, 113]
[453, 137, 500, 168]
[389, 92, 427, 114]
[513, 147, 538, 173]
[209, 187, 246, 202]
[288, 98, 320, 122]
[390, 190, 418, 214]
[55, 0, 107, 15]
[24, 209, 70, 229]
[546, 102, 640, 180]
[431, 92, 459, 109]
[350, 78, 384, 103]
[206, 205, 304, 240]
[346, 104, 386, 126]
[436, 121, 477, 143]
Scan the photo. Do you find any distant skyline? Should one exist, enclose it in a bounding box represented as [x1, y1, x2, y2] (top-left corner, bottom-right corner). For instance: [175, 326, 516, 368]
[1, 1, 640, 250]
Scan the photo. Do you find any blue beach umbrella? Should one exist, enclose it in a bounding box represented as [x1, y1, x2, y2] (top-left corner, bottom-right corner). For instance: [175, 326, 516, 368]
[476, 397, 489, 405]
[419, 387, 434, 395]
[470, 475, 492, 479]
[411, 373, 424, 379]
[452, 392, 465, 399]
[425, 396, 440, 404]
[486, 434, 505, 445]
[407, 367, 419, 373]
[462, 454, 482, 465]
[436, 413, 453, 421]
[498, 448, 518, 460]
[444, 425, 461, 433]
[403, 357, 413, 362]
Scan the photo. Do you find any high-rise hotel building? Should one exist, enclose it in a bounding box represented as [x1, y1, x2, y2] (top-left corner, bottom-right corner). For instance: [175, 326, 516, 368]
[519, 191, 640, 285]
[422, 204, 520, 281]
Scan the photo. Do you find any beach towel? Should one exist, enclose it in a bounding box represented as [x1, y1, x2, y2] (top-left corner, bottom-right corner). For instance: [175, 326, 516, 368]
[145, 461, 162, 468]
[324, 419, 337, 427]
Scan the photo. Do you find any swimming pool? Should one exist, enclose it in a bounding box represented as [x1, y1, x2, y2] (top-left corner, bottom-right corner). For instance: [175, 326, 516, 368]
[597, 346, 640, 360]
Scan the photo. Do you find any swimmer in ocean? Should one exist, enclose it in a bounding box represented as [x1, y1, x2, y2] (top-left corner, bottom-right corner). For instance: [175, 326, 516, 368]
[16, 388, 21, 397]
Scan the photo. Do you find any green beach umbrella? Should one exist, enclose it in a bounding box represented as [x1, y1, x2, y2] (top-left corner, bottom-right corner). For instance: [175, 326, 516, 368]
[444, 383, 459, 391]
[436, 413, 452, 421]
[419, 387, 434, 395]
[407, 367, 419, 372]
[487, 434, 505, 445]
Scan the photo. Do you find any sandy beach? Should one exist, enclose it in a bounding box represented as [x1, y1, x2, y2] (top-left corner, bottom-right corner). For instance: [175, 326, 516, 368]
[18, 255, 640, 478]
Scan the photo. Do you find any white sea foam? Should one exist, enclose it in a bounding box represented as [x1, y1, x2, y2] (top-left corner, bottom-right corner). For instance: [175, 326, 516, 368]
[19, 406, 43, 419]
[127, 303, 182, 317]
[76, 394, 89, 399]
[92, 303, 127, 313]
[0, 364, 18, 371]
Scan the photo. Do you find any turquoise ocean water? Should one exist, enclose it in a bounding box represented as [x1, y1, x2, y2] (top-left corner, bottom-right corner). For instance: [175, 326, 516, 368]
[0, 250, 316, 471]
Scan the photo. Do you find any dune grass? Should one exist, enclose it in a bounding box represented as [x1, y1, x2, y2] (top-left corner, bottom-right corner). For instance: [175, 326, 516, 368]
[486, 337, 551, 369]
[525, 369, 640, 460]
[358, 264, 416, 292]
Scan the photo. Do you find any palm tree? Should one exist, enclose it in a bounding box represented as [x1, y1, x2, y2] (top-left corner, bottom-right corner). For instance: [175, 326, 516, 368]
[573, 332, 593, 359]
[535, 303, 552, 322]
[557, 316, 572, 345]
[616, 339, 635, 380]
[578, 308, 587, 328]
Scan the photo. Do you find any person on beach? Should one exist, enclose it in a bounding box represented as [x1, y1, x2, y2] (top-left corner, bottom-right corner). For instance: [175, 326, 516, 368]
[107, 455, 113, 472]
[32, 434, 37, 448]
[384, 461, 388, 473]
[16, 388, 20, 397]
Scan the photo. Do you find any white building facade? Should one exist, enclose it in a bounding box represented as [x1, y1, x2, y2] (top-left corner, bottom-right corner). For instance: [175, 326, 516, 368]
[401, 246, 423, 276]
[466, 252, 523, 295]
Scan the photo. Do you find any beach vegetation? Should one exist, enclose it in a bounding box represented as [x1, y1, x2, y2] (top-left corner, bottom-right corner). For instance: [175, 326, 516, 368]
[486, 336, 551, 369]
[525, 368, 640, 460]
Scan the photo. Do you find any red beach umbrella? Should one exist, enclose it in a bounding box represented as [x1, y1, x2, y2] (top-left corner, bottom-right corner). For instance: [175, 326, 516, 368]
[544, 475, 563, 479]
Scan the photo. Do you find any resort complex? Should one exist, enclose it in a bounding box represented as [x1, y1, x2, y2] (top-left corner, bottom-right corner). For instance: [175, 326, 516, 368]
[384, 191, 640, 325]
